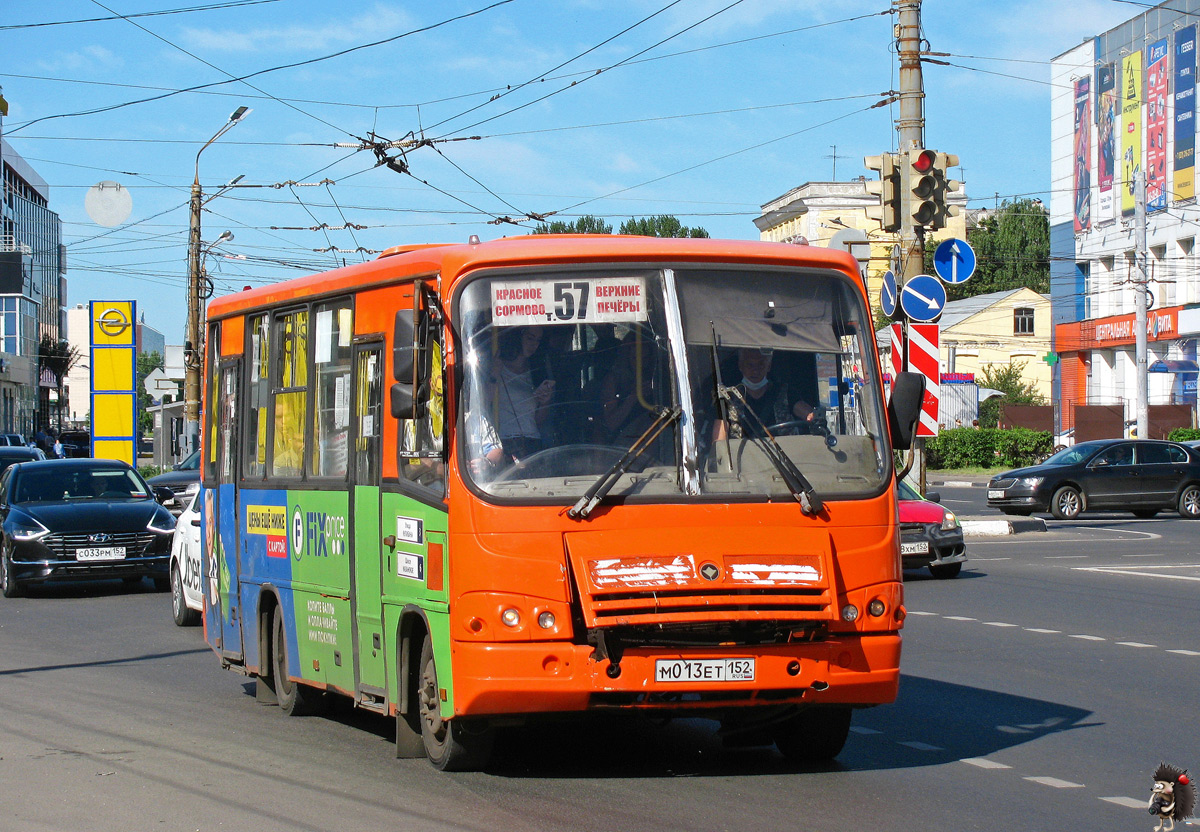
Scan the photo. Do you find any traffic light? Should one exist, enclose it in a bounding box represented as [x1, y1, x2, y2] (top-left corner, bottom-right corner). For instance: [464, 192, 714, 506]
[908, 148, 938, 228]
[931, 152, 962, 230]
[864, 153, 901, 232]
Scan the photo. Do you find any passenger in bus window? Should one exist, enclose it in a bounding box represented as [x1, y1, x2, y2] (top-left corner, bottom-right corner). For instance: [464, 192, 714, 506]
[492, 326, 554, 461]
[711, 347, 818, 441]
[464, 405, 504, 479]
[600, 331, 660, 444]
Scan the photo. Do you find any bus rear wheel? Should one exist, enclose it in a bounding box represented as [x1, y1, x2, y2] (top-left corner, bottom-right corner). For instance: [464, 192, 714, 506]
[272, 605, 324, 716]
[772, 705, 852, 763]
[417, 633, 493, 771]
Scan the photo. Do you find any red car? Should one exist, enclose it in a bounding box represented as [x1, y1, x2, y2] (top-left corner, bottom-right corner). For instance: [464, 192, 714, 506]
[897, 479, 966, 579]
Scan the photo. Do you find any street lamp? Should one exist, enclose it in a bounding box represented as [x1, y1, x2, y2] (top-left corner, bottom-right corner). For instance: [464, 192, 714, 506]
[185, 106, 250, 457]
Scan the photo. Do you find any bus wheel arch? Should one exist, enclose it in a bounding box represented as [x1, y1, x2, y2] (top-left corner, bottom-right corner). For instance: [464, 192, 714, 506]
[416, 631, 493, 771]
[255, 588, 281, 703]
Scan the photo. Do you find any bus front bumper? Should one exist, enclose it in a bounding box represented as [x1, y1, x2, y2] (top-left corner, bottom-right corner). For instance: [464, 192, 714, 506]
[450, 633, 901, 717]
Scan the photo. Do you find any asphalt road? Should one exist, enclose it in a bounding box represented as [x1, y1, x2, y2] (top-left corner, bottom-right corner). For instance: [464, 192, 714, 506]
[2, 517, 1197, 832]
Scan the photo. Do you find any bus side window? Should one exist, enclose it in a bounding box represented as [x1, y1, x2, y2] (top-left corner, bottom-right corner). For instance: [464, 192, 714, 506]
[243, 313, 270, 481]
[310, 301, 353, 480]
[395, 290, 446, 496]
[271, 309, 308, 479]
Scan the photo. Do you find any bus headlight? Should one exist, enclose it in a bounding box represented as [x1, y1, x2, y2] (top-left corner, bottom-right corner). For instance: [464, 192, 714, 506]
[501, 608, 520, 628]
[841, 604, 859, 622]
[537, 611, 555, 629]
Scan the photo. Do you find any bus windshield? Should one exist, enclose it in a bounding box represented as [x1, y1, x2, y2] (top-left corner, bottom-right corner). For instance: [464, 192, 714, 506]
[457, 265, 888, 502]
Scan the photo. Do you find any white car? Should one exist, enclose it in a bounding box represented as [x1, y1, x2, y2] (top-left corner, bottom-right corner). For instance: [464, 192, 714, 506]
[169, 492, 204, 626]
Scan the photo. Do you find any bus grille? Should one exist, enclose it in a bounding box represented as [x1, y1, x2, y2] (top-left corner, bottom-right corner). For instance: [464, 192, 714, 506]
[569, 550, 836, 629]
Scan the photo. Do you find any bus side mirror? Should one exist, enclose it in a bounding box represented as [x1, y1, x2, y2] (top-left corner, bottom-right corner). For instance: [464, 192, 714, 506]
[394, 310, 415, 381]
[390, 383, 415, 420]
[888, 372, 925, 451]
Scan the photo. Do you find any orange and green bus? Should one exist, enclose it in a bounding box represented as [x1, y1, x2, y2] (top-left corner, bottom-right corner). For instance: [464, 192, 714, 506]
[201, 234, 923, 770]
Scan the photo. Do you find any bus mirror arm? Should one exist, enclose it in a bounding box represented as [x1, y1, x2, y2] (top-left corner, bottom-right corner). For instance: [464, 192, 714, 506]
[887, 372, 925, 451]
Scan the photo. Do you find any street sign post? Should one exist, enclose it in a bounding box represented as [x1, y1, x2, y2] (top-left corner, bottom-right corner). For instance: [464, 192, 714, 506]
[880, 270, 898, 318]
[899, 274, 946, 322]
[933, 238, 976, 285]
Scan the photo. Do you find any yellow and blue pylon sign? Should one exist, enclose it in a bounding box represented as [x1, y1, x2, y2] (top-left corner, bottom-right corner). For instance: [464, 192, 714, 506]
[90, 300, 137, 465]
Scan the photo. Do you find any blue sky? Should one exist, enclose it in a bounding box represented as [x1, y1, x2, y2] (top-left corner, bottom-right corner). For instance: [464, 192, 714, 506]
[1, 0, 1134, 341]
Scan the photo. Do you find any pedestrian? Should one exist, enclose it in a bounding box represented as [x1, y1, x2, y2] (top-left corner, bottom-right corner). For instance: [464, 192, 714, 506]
[53, 437, 63, 458]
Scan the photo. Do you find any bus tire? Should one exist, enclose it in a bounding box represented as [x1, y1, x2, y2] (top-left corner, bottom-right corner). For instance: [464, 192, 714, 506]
[417, 633, 493, 771]
[272, 605, 323, 717]
[773, 705, 852, 762]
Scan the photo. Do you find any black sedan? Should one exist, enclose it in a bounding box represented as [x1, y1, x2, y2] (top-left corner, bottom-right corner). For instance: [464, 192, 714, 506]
[0, 459, 177, 597]
[987, 439, 1200, 520]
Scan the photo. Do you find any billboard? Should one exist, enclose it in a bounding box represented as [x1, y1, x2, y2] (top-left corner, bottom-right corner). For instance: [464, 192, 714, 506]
[1074, 76, 1092, 232]
[90, 300, 137, 465]
[1177, 25, 1197, 202]
[1098, 63, 1117, 221]
[1121, 51, 1143, 217]
[1146, 38, 1170, 212]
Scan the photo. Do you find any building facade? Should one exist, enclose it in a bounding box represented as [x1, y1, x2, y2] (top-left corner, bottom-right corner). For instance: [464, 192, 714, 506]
[1050, 2, 1200, 430]
[1, 133, 65, 436]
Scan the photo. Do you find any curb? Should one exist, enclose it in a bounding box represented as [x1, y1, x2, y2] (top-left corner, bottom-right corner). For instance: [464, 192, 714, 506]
[962, 516, 1047, 537]
[929, 480, 988, 488]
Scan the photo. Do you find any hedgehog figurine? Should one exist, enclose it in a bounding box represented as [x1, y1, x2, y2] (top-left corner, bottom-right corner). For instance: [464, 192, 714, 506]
[1149, 763, 1196, 832]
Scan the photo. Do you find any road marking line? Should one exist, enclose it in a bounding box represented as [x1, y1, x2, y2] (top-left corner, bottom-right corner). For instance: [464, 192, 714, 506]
[1089, 527, 1162, 539]
[945, 616, 977, 621]
[1075, 566, 1200, 583]
[964, 556, 1012, 560]
[1116, 641, 1157, 648]
[907, 611, 939, 616]
[1070, 634, 1106, 641]
[1025, 628, 1061, 634]
[849, 726, 882, 735]
[1046, 555, 1089, 559]
[1123, 553, 1165, 558]
[898, 741, 943, 751]
[1100, 796, 1147, 809]
[984, 622, 1018, 627]
[1024, 776, 1084, 788]
[1167, 649, 1200, 656]
[961, 757, 1011, 769]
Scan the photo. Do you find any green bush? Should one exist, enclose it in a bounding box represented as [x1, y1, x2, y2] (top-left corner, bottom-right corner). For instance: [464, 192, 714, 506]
[924, 427, 1053, 470]
[1168, 427, 1200, 442]
[138, 465, 163, 479]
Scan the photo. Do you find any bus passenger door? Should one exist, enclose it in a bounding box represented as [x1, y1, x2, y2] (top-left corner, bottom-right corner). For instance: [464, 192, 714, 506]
[351, 343, 387, 695]
[214, 360, 244, 660]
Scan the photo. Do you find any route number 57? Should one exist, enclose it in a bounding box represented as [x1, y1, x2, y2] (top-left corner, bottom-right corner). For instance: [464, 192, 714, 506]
[553, 282, 591, 321]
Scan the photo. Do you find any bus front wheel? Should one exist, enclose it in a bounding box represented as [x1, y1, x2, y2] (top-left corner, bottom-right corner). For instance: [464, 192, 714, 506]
[272, 606, 324, 717]
[417, 633, 493, 771]
[773, 705, 852, 762]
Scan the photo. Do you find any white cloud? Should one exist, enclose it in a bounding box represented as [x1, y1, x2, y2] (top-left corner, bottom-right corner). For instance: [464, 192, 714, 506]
[36, 45, 123, 73]
[179, 4, 414, 53]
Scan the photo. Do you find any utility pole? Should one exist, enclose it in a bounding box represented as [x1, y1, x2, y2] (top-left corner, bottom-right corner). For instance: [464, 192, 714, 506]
[1134, 168, 1149, 439]
[896, 0, 927, 492]
[184, 106, 250, 458]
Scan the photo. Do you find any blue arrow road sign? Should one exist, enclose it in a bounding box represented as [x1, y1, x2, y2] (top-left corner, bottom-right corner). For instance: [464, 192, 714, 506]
[933, 237, 976, 284]
[900, 273, 946, 322]
[880, 270, 897, 317]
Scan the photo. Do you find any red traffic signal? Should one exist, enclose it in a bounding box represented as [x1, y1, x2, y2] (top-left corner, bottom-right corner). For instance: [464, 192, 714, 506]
[911, 149, 936, 174]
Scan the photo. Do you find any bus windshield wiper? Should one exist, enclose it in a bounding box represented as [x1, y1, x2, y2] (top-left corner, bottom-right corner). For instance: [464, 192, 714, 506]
[725, 386, 824, 516]
[568, 406, 682, 520]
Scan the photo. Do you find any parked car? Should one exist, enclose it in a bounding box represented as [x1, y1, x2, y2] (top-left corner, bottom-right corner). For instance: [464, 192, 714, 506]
[0, 434, 26, 447]
[58, 430, 91, 458]
[0, 458, 177, 597]
[146, 450, 201, 515]
[897, 479, 966, 579]
[168, 491, 203, 626]
[987, 439, 1200, 520]
[0, 447, 45, 477]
